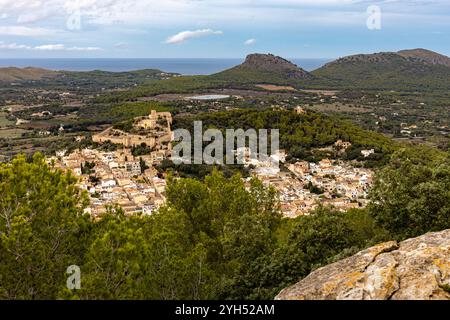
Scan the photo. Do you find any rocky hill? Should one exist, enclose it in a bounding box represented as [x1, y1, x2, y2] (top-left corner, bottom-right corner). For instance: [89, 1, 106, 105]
[209, 49, 450, 91]
[211, 53, 313, 84]
[238, 53, 312, 80]
[276, 229, 450, 300]
[317, 49, 450, 69]
[312, 49, 450, 91]
[398, 48, 450, 67]
[0, 67, 58, 82]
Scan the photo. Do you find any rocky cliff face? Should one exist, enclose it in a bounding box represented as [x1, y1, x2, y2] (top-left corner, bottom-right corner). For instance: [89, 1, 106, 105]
[276, 229, 450, 300]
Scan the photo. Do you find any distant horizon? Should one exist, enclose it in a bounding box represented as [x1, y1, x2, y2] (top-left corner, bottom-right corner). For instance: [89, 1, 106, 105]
[1, 47, 448, 61]
[0, 57, 333, 75]
[0, 57, 334, 60]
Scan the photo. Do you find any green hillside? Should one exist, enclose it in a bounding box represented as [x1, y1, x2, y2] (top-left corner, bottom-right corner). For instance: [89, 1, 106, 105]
[312, 51, 450, 91]
[174, 108, 397, 167]
[0, 67, 59, 82]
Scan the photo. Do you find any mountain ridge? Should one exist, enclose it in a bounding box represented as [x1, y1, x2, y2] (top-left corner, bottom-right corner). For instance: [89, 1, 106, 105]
[312, 48, 450, 91]
[3, 48, 450, 92]
[319, 48, 450, 68]
[210, 49, 450, 91]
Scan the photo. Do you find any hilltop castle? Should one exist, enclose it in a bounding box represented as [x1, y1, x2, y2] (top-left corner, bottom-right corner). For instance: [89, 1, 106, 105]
[92, 110, 172, 150]
[135, 110, 172, 130]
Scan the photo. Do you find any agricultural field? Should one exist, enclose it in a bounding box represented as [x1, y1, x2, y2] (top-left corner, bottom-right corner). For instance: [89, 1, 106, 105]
[306, 102, 373, 113]
[0, 128, 29, 139]
[0, 111, 14, 128]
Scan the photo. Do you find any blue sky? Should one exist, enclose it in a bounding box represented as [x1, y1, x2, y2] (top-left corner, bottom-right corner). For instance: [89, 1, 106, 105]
[0, 0, 449, 59]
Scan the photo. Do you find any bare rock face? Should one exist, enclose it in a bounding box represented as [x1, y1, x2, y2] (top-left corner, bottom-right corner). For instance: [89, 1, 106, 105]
[276, 230, 450, 300]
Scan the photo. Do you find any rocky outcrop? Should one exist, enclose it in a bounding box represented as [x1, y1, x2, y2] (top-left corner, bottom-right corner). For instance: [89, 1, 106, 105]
[276, 229, 450, 300]
[237, 53, 313, 80]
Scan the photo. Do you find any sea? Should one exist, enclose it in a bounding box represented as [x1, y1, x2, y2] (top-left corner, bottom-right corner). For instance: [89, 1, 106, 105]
[0, 58, 331, 75]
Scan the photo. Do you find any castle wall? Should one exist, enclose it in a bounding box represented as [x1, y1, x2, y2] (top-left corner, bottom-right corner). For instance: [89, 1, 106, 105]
[92, 110, 172, 149]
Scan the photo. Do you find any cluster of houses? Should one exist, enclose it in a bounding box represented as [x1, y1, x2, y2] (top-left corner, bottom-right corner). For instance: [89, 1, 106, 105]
[233, 140, 374, 218]
[47, 110, 174, 216]
[252, 158, 373, 218]
[49, 148, 167, 216]
[46, 109, 374, 219]
[50, 145, 373, 218]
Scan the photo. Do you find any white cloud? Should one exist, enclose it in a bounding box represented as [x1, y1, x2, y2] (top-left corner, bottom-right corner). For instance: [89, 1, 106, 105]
[244, 38, 256, 45]
[0, 0, 447, 32]
[0, 26, 54, 36]
[0, 0, 449, 56]
[0, 42, 102, 51]
[0, 0, 42, 11]
[165, 29, 223, 44]
[35, 44, 66, 51]
[17, 11, 52, 23]
[0, 42, 32, 50]
[67, 46, 102, 51]
[114, 42, 126, 47]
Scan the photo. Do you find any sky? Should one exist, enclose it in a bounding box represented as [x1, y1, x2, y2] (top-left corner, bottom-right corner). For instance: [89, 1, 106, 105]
[0, 0, 449, 59]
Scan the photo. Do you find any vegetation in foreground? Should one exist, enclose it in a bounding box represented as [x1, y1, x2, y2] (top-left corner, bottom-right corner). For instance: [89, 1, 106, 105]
[0, 145, 448, 300]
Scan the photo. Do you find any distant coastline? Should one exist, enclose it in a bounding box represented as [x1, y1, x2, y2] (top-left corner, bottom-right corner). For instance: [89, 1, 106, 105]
[0, 58, 332, 75]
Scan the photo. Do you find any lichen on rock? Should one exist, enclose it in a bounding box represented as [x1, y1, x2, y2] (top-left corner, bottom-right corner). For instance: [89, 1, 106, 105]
[276, 229, 450, 300]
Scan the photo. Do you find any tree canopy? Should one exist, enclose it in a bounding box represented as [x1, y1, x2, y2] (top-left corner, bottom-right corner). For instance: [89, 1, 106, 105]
[368, 146, 450, 239]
